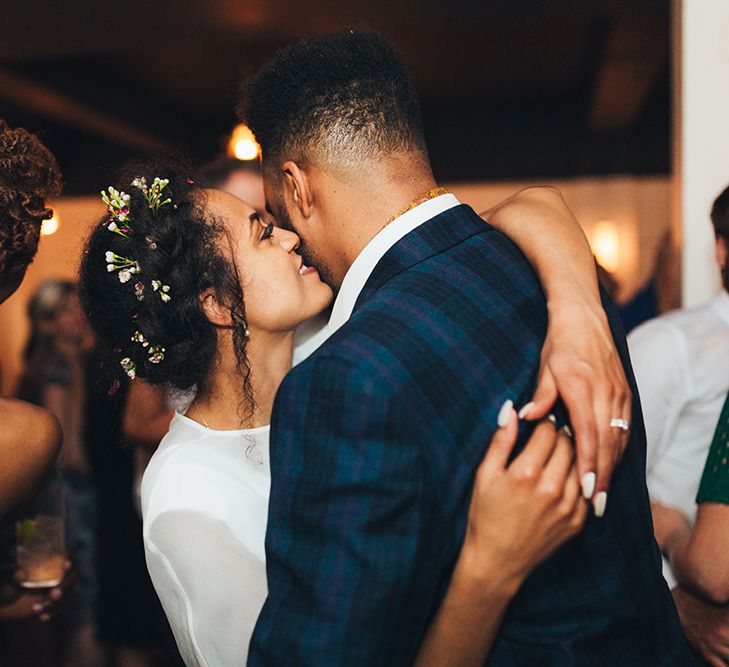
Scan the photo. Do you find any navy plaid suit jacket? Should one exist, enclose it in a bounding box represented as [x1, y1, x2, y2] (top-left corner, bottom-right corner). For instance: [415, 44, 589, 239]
[248, 204, 695, 666]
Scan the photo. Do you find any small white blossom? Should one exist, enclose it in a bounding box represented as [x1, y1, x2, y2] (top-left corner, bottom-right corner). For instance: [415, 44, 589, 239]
[148, 346, 165, 364]
[107, 264, 115, 272]
[105, 251, 115, 262]
[120, 358, 136, 379]
[118, 269, 132, 283]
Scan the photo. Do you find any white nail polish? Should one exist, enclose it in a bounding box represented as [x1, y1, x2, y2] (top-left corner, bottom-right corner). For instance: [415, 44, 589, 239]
[497, 400, 514, 428]
[547, 414, 556, 424]
[518, 402, 535, 419]
[562, 424, 573, 439]
[594, 491, 608, 518]
[581, 472, 596, 499]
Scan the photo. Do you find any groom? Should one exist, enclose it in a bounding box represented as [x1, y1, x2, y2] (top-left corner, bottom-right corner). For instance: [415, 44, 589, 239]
[241, 31, 692, 665]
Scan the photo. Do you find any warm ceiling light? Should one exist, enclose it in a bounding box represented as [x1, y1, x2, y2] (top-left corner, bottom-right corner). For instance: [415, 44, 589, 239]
[228, 124, 260, 161]
[41, 212, 60, 236]
[590, 220, 620, 273]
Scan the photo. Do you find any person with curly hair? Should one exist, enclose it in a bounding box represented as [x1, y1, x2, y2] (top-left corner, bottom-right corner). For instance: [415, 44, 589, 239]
[0, 119, 63, 518]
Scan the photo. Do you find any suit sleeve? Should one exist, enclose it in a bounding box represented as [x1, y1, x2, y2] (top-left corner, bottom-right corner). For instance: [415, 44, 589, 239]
[248, 354, 435, 666]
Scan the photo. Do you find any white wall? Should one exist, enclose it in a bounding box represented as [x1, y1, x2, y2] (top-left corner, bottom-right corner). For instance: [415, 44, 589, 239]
[677, 0, 729, 305]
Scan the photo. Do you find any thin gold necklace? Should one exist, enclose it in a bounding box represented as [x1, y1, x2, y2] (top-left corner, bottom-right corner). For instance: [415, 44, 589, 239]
[383, 186, 449, 229]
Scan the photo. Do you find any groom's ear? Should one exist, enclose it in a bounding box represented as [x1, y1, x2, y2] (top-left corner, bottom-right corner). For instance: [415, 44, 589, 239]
[282, 161, 313, 218]
[199, 288, 232, 327]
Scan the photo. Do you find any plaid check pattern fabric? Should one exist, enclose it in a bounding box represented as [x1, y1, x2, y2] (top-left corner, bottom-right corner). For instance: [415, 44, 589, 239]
[248, 204, 694, 666]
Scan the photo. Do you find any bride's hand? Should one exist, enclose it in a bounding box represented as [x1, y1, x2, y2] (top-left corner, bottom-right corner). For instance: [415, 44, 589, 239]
[457, 406, 589, 594]
[525, 295, 632, 512]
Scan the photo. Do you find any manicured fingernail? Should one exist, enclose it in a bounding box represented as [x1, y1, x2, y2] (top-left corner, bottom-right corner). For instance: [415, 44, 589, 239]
[518, 402, 535, 419]
[547, 414, 556, 424]
[497, 399, 514, 427]
[594, 491, 608, 517]
[562, 424, 573, 438]
[32, 603, 43, 612]
[581, 472, 596, 499]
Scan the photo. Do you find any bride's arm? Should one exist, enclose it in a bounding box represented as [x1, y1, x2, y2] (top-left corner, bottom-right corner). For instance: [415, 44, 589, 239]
[413, 407, 588, 667]
[481, 186, 631, 510]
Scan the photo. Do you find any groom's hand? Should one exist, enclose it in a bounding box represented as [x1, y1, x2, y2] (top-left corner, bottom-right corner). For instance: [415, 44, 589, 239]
[519, 295, 632, 516]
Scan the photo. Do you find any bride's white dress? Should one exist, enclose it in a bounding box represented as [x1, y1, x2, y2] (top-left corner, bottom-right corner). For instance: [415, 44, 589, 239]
[141, 412, 271, 667]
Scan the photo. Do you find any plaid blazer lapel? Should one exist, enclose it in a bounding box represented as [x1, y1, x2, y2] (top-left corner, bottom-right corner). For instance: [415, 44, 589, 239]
[353, 204, 486, 314]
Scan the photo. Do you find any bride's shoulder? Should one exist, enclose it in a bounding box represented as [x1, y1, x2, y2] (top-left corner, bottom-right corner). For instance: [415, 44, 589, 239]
[141, 417, 235, 522]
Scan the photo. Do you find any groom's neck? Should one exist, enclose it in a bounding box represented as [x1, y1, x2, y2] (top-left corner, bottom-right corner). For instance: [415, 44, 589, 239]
[323, 158, 437, 282]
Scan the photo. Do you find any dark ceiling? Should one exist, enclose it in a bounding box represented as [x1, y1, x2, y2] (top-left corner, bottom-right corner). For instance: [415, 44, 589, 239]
[0, 0, 671, 194]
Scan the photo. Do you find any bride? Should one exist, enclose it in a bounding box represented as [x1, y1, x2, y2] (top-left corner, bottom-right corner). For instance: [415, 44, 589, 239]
[80, 168, 611, 666]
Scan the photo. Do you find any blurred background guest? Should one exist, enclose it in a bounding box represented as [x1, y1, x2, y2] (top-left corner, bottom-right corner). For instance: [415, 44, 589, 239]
[14, 280, 101, 667]
[0, 119, 63, 518]
[0, 118, 76, 662]
[629, 184, 729, 663]
[196, 156, 270, 222]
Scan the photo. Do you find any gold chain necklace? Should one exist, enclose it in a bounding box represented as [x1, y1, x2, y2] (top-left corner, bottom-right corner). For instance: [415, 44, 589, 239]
[383, 187, 449, 229]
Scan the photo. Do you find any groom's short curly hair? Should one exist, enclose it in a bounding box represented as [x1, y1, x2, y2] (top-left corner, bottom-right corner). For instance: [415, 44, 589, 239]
[238, 30, 427, 175]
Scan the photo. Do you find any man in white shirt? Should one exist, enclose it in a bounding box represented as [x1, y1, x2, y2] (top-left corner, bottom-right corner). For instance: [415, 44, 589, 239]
[628, 183, 729, 663]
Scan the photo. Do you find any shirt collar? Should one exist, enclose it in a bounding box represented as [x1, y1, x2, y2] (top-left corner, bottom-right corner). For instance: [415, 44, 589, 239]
[328, 193, 460, 334]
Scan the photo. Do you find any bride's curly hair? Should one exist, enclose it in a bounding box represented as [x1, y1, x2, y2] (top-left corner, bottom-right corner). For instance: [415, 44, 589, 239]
[0, 119, 62, 283]
[79, 162, 253, 411]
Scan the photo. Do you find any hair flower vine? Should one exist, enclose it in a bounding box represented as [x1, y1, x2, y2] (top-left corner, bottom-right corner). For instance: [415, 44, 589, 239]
[101, 187, 132, 237]
[151, 279, 172, 302]
[148, 345, 165, 364]
[120, 357, 136, 379]
[131, 330, 149, 348]
[132, 176, 172, 212]
[130, 331, 166, 366]
[105, 251, 140, 283]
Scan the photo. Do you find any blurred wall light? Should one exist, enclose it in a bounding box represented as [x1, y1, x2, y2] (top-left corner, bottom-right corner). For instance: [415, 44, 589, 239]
[40, 211, 59, 236]
[591, 220, 620, 273]
[228, 124, 261, 161]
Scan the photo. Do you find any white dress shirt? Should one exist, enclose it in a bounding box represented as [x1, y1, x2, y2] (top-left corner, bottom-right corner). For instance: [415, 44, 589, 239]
[627, 290, 729, 587]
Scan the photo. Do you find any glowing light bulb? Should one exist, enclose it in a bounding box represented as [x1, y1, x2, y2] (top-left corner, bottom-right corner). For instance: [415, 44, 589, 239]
[41, 212, 59, 236]
[228, 125, 260, 161]
[591, 220, 620, 273]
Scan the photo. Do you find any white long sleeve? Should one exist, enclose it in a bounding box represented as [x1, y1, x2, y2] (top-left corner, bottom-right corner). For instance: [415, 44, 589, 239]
[146, 510, 267, 666]
[141, 414, 271, 667]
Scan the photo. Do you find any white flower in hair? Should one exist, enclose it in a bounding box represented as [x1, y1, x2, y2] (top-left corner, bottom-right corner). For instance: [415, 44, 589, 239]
[120, 357, 137, 379]
[151, 280, 172, 302]
[148, 345, 165, 364]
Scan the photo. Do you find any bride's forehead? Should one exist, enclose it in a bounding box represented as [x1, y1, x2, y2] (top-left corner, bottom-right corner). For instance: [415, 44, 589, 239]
[203, 188, 256, 220]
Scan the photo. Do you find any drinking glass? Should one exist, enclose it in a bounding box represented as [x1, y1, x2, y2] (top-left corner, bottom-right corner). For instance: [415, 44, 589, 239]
[16, 463, 65, 588]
